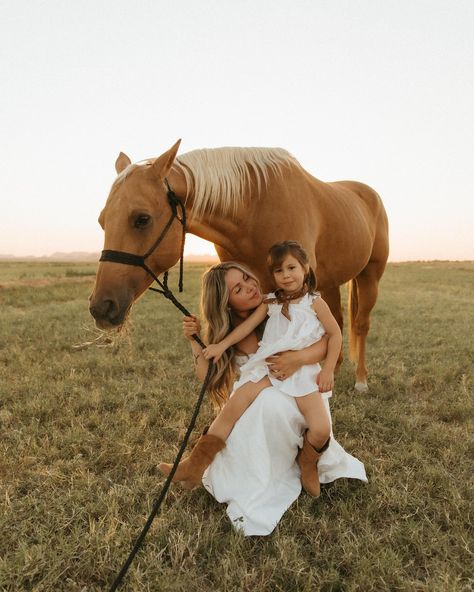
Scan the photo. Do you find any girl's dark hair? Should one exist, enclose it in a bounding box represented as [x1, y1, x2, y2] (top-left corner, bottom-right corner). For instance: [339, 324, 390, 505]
[267, 240, 317, 292]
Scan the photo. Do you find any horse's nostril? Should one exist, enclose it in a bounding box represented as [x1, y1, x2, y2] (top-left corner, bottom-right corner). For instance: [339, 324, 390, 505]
[104, 299, 117, 318]
[90, 299, 117, 321]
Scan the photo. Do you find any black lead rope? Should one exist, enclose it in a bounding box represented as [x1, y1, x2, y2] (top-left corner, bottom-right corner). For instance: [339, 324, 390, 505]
[99, 180, 214, 590]
[109, 341, 213, 591]
[164, 178, 186, 293]
[108, 287, 213, 592]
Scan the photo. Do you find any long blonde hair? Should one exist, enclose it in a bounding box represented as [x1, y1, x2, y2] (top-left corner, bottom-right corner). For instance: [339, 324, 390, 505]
[200, 262, 262, 410]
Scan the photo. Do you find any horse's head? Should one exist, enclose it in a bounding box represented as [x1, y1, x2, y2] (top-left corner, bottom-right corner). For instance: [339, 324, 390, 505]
[89, 140, 183, 329]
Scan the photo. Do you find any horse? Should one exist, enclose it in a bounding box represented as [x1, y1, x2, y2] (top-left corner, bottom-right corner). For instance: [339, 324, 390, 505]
[89, 140, 389, 390]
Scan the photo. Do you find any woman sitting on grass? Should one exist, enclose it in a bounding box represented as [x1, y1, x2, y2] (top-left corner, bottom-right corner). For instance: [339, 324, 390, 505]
[159, 255, 367, 535]
[198, 241, 342, 497]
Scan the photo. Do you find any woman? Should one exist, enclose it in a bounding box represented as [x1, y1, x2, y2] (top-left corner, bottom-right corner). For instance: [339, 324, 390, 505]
[161, 262, 367, 536]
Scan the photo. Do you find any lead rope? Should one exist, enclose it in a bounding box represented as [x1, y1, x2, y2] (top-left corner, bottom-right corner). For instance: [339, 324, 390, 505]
[109, 348, 213, 591]
[108, 221, 210, 589]
[164, 178, 186, 293]
[99, 181, 212, 590]
[109, 280, 213, 591]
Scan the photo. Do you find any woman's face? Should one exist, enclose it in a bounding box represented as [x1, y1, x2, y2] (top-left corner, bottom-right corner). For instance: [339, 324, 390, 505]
[225, 268, 262, 313]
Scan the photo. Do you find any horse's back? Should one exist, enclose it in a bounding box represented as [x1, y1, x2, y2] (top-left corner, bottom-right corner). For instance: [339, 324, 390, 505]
[332, 181, 389, 273]
[297, 167, 387, 231]
[328, 180, 386, 220]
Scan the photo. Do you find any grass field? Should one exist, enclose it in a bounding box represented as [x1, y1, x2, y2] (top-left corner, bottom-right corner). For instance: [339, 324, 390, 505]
[0, 260, 473, 591]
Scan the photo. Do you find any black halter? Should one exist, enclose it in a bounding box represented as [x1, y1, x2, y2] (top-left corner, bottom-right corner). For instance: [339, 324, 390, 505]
[99, 178, 187, 294]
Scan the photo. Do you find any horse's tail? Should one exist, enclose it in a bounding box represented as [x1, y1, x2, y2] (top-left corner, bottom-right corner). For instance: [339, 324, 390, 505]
[348, 278, 358, 362]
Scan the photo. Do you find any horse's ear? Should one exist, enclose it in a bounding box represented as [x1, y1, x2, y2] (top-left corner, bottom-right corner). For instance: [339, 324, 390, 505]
[152, 139, 182, 179]
[115, 152, 131, 174]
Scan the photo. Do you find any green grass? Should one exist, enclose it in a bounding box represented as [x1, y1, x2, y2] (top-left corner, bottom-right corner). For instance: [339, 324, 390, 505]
[0, 261, 473, 591]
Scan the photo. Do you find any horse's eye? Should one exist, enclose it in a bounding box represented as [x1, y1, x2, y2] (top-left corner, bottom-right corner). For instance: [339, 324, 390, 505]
[134, 214, 151, 229]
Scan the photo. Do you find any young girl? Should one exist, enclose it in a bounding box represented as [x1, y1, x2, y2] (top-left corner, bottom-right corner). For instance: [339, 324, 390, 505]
[193, 241, 341, 496]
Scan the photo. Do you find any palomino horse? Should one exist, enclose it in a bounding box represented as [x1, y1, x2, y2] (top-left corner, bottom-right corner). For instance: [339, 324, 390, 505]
[90, 140, 389, 390]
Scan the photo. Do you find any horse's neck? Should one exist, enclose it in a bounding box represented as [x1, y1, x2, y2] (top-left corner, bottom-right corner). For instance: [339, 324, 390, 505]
[167, 166, 243, 254]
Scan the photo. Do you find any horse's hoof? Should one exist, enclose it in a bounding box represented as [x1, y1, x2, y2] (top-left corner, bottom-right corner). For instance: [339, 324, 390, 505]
[354, 381, 368, 392]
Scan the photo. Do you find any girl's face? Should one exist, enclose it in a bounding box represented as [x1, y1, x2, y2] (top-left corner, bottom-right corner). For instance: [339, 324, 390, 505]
[225, 268, 262, 313]
[272, 254, 308, 293]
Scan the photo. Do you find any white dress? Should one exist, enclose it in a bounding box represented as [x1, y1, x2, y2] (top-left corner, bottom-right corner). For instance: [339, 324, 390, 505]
[202, 355, 368, 536]
[233, 292, 331, 399]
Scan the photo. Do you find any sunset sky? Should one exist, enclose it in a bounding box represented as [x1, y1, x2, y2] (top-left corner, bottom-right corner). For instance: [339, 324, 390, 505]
[1, 1, 473, 261]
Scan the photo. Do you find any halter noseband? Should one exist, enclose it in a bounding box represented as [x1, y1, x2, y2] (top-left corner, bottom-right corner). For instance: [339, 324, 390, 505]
[99, 178, 187, 294]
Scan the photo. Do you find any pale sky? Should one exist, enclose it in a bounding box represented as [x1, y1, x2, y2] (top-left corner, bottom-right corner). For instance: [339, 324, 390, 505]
[1, 0, 473, 260]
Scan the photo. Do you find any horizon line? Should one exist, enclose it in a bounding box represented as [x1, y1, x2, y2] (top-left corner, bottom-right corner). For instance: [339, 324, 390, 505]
[0, 252, 472, 265]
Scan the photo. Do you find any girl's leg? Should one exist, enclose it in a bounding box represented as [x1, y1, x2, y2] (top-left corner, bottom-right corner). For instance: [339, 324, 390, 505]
[207, 376, 272, 441]
[158, 376, 272, 489]
[295, 392, 331, 449]
[295, 392, 331, 497]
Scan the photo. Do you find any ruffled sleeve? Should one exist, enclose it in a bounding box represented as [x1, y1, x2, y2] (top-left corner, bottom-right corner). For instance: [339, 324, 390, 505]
[263, 292, 280, 316]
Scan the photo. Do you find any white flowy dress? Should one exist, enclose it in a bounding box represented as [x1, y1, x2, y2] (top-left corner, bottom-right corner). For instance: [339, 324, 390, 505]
[233, 292, 331, 398]
[202, 293, 368, 536]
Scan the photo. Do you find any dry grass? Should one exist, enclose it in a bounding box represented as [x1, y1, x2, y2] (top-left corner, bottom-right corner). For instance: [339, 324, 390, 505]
[0, 261, 473, 591]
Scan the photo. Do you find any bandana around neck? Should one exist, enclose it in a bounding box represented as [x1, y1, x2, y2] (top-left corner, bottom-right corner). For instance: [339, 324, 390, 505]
[264, 286, 308, 320]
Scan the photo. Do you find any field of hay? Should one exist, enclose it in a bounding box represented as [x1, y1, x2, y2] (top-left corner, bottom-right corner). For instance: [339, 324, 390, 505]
[0, 260, 473, 591]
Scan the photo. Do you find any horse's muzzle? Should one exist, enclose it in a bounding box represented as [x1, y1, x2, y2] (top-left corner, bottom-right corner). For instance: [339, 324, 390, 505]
[89, 296, 128, 329]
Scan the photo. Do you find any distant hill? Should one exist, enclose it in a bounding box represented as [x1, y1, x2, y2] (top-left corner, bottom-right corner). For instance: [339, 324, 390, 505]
[0, 252, 218, 262]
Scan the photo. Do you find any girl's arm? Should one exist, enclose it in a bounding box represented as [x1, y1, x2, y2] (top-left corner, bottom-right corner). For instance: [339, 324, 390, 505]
[202, 302, 268, 362]
[312, 297, 342, 392]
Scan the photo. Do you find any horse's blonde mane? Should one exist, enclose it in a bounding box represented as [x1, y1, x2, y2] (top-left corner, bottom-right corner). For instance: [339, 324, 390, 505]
[175, 147, 298, 218]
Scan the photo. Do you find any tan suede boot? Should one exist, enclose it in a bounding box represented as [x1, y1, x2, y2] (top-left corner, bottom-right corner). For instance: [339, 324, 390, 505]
[296, 431, 330, 497]
[158, 434, 225, 490]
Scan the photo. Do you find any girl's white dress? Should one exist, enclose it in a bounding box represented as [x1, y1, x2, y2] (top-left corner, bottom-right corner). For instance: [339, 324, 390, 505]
[202, 292, 368, 536]
[233, 291, 331, 399]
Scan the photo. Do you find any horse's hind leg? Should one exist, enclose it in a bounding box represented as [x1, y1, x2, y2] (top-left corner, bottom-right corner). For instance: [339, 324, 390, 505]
[351, 260, 385, 391]
[320, 286, 343, 370]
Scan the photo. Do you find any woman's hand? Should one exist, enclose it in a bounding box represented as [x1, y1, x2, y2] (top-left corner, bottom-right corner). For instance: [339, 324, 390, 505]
[265, 350, 304, 380]
[183, 315, 201, 341]
[265, 335, 329, 380]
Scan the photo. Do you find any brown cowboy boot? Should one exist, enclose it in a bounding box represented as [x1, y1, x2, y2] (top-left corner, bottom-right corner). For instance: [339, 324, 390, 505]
[158, 434, 225, 490]
[296, 431, 330, 497]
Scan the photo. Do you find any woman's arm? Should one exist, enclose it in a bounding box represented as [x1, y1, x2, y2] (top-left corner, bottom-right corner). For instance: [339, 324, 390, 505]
[182, 315, 208, 383]
[202, 302, 268, 362]
[312, 298, 342, 392]
[265, 335, 329, 378]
